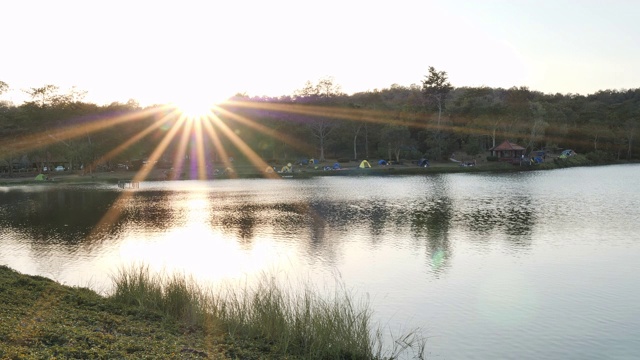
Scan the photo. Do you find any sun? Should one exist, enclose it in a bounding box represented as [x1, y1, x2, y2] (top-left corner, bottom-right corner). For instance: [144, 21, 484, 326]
[172, 97, 215, 119]
[170, 90, 230, 119]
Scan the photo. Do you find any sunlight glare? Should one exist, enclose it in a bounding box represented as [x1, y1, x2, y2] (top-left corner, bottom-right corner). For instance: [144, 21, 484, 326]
[173, 97, 214, 119]
[171, 90, 228, 119]
[115, 191, 296, 286]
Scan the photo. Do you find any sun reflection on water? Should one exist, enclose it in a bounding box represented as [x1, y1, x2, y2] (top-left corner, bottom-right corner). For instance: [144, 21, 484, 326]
[116, 190, 295, 287]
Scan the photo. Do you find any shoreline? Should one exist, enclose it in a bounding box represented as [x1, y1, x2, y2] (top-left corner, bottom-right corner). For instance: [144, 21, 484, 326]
[1, 156, 636, 186]
[0, 264, 424, 359]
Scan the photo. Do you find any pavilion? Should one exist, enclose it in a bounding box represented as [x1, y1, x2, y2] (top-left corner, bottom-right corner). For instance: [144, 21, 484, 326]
[488, 140, 526, 164]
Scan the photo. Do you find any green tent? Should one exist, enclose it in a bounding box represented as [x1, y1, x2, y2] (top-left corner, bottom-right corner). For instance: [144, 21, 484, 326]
[34, 174, 46, 181]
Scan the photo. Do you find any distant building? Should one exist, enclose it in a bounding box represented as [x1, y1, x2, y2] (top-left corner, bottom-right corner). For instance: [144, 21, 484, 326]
[488, 140, 526, 164]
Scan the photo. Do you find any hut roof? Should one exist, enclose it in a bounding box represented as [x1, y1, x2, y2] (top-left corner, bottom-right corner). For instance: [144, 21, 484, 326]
[489, 140, 525, 151]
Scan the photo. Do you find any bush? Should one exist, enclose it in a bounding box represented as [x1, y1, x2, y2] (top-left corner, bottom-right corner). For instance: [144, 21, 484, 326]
[463, 139, 483, 156]
[553, 154, 591, 167]
[486, 156, 499, 162]
[585, 150, 614, 164]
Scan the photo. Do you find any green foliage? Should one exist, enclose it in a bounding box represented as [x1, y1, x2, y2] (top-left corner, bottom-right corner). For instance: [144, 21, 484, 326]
[2, 80, 640, 174]
[0, 80, 8, 95]
[552, 154, 591, 167]
[422, 66, 453, 104]
[0, 265, 219, 359]
[110, 265, 426, 360]
[586, 150, 615, 163]
[463, 138, 484, 156]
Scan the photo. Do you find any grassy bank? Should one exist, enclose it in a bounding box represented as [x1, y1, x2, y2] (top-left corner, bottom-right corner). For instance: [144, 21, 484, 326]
[0, 265, 425, 359]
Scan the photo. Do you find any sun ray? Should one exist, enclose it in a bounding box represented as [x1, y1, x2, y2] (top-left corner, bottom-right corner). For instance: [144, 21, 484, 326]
[171, 116, 195, 180]
[215, 105, 315, 156]
[205, 112, 279, 178]
[224, 100, 411, 127]
[2, 106, 170, 158]
[87, 115, 190, 239]
[132, 115, 189, 182]
[193, 117, 208, 180]
[200, 113, 235, 177]
[87, 109, 181, 172]
[223, 99, 589, 148]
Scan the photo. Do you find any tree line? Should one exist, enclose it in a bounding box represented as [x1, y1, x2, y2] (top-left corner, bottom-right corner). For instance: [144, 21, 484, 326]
[1, 69, 638, 175]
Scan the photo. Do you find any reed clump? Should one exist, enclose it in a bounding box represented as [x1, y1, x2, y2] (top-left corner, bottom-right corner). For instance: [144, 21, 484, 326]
[110, 265, 425, 359]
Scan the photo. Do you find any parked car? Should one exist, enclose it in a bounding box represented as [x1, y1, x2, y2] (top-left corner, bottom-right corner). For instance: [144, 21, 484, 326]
[55, 166, 65, 171]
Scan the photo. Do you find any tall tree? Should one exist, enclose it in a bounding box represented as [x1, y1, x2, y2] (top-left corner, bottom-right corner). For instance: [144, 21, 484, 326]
[24, 85, 60, 107]
[422, 67, 453, 129]
[379, 124, 412, 162]
[526, 102, 549, 152]
[422, 67, 453, 159]
[294, 77, 344, 161]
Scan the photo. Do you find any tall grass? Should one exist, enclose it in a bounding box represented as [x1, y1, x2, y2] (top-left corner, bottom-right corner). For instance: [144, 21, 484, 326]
[111, 265, 208, 327]
[110, 265, 425, 359]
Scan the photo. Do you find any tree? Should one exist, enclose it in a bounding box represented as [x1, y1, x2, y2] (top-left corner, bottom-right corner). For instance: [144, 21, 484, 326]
[294, 77, 344, 161]
[23, 85, 60, 107]
[0, 81, 8, 96]
[526, 102, 549, 152]
[379, 124, 412, 162]
[422, 67, 453, 159]
[293, 81, 317, 98]
[316, 77, 342, 99]
[294, 76, 343, 101]
[422, 67, 453, 129]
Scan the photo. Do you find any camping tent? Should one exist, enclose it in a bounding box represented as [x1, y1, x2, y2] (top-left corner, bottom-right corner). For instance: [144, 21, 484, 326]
[332, 162, 341, 170]
[359, 160, 371, 168]
[378, 160, 388, 165]
[280, 163, 292, 173]
[34, 174, 46, 181]
[418, 158, 430, 167]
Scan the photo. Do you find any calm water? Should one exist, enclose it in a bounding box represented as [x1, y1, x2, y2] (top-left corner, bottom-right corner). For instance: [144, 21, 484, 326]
[1, 165, 639, 359]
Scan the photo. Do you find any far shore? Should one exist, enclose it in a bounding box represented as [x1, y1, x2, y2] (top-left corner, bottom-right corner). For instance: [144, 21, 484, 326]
[0, 155, 634, 186]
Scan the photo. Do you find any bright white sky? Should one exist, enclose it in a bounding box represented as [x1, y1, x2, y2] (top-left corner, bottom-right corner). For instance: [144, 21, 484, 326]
[1, 0, 639, 106]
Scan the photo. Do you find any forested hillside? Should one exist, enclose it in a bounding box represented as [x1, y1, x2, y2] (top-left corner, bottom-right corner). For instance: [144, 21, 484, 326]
[1, 73, 638, 175]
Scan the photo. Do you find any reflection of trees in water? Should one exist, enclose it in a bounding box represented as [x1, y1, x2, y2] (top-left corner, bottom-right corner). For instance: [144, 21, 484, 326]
[458, 196, 535, 249]
[367, 201, 392, 241]
[210, 203, 308, 246]
[306, 200, 394, 239]
[1, 183, 537, 278]
[218, 204, 257, 244]
[408, 196, 453, 275]
[122, 192, 176, 230]
[307, 203, 327, 246]
[205, 200, 341, 264]
[0, 189, 119, 247]
[271, 203, 309, 234]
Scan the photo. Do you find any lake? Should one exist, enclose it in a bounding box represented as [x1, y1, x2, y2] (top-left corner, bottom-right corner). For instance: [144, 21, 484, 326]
[1, 164, 639, 359]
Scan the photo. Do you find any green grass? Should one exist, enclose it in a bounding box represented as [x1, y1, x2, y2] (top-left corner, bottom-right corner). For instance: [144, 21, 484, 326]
[0, 265, 225, 359]
[0, 264, 427, 358]
[110, 265, 426, 359]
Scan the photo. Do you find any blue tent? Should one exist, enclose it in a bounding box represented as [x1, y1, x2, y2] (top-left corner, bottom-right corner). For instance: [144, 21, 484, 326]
[332, 162, 341, 170]
[418, 158, 430, 167]
[378, 159, 388, 165]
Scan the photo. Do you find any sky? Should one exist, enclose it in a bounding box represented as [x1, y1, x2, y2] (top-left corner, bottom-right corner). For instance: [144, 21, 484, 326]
[2, 0, 639, 106]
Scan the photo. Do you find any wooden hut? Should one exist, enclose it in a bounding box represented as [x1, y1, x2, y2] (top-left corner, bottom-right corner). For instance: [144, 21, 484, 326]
[488, 140, 526, 164]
